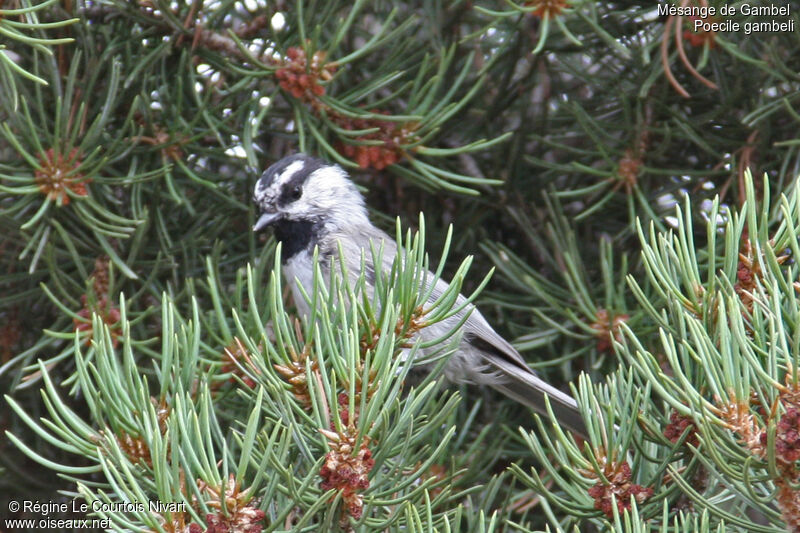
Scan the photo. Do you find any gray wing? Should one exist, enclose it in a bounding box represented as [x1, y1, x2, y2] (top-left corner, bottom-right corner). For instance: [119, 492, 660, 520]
[431, 277, 588, 437]
[325, 227, 588, 438]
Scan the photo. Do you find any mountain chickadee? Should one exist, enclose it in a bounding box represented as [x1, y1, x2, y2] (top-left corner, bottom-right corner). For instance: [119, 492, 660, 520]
[253, 153, 588, 438]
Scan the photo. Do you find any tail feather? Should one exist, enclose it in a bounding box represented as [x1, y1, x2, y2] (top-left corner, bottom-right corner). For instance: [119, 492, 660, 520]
[487, 357, 589, 439]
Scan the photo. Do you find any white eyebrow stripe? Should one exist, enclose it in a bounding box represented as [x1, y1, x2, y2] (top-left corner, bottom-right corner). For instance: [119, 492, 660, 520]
[278, 160, 306, 185]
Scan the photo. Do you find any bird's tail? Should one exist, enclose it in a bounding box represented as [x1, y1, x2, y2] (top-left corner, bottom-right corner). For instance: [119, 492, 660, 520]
[487, 357, 589, 439]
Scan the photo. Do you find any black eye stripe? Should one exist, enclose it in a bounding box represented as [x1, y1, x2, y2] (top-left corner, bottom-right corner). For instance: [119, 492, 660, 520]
[278, 173, 309, 205]
[279, 183, 302, 203]
[277, 160, 324, 205]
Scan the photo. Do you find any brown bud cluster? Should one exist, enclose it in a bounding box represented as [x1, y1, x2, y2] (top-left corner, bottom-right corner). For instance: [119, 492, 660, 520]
[586, 461, 653, 518]
[734, 238, 791, 313]
[335, 392, 355, 428]
[590, 309, 629, 353]
[663, 410, 699, 447]
[734, 239, 760, 311]
[616, 148, 642, 193]
[203, 509, 265, 533]
[73, 256, 122, 347]
[218, 338, 259, 390]
[761, 406, 800, 464]
[107, 399, 169, 468]
[683, 16, 718, 48]
[526, 0, 568, 19]
[35, 147, 90, 205]
[360, 305, 426, 355]
[273, 46, 420, 170]
[718, 379, 800, 529]
[196, 474, 266, 533]
[611, 127, 648, 195]
[116, 429, 153, 467]
[73, 297, 122, 346]
[131, 121, 188, 161]
[335, 112, 418, 170]
[275, 47, 335, 102]
[319, 428, 375, 522]
[273, 338, 316, 409]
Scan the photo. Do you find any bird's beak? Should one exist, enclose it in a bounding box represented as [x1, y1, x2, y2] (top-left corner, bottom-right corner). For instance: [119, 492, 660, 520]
[253, 211, 280, 232]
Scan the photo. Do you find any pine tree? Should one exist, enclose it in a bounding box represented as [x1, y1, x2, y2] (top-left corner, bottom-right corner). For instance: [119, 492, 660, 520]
[2, 1, 800, 532]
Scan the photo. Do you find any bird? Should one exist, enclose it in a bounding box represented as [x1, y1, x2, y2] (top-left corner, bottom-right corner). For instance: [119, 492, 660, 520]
[253, 153, 588, 438]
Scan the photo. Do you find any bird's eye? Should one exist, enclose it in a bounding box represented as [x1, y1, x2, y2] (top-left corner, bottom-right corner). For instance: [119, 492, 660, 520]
[290, 185, 302, 200]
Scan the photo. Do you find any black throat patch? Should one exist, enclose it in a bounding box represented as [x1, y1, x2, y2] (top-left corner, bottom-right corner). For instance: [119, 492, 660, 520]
[273, 218, 320, 262]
